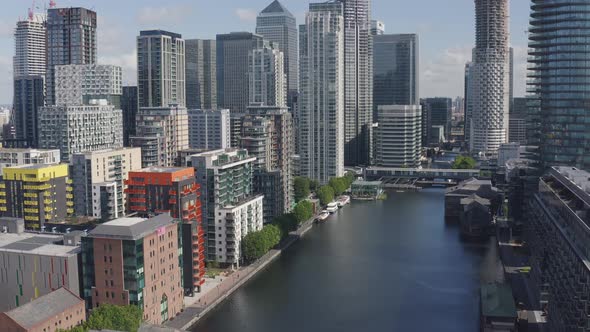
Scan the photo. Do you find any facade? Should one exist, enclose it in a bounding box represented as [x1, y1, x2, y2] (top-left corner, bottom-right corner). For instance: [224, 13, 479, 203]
[55, 64, 122, 107]
[299, 2, 345, 184]
[0, 148, 60, 175]
[0, 288, 85, 332]
[0, 164, 73, 229]
[13, 76, 44, 148]
[185, 39, 217, 110]
[370, 20, 385, 36]
[46, 7, 97, 106]
[421, 98, 452, 144]
[124, 167, 205, 294]
[216, 32, 265, 114]
[509, 97, 527, 145]
[340, 0, 373, 167]
[81, 215, 184, 324]
[469, 0, 510, 153]
[187, 109, 231, 150]
[464, 62, 473, 144]
[122, 86, 138, 146]
[131, 106, 189, 168]
[256, 0, 298, 108]
[248, 42, 287, 107]
[14, 14, 46, 78]
[188, 149, 261, 264]
[374, 105, 422, 168]
[38, 100, 124, 162]
[70, 148, 142, 221]
[0, 231, 81, 312]
[526, 167, 590, 331]
[527, 1, 590, 170]
[137, 30, 186, 108]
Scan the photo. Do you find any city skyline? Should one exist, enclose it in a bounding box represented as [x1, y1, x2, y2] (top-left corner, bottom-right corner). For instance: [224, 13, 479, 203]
[0, 0, 530, 104]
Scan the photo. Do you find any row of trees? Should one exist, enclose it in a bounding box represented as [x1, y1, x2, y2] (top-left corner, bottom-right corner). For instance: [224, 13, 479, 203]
[318, 173, 356, 205]
[294, 177, 319, 202]
[61, 304, 142, 332]
[452, 156, 477, 169]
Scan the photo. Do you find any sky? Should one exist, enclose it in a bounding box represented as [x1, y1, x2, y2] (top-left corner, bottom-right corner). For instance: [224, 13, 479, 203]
[0, 0, 530, 104]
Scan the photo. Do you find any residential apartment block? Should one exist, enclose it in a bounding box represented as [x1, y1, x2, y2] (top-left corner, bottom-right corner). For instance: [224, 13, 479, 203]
[13, 76, 44, 148]
[248, 42, 286, 107]
[187, 109, 231, 150]
[0, 148, 60, 175]
[14, 14, 46, 78]
[55, 64, 122, 107]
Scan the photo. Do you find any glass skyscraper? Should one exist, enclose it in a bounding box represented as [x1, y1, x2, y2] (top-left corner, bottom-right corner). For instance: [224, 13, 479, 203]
[528, 0, 590, 170]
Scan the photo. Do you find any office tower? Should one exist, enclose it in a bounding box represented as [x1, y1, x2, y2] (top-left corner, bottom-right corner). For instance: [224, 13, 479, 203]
[187, 109, 231, 150]
[125, 167, 205, 294]
[469, 0, 510, 153]
[0, 226, 81, 312]
[0, 148, 60, 175]
[509, 47, 514, 113]
[122, 86, 138, 146]
[509, 97, 527, 145]
[299, 2, 345, 183]
[14, 14, 46, 78]
[55, 64, 122, 107]
[46, 7, 97, 106]
[256, 1, 298, 108]
[464, 62, 473, 144]
[188, 149, 263, 264]
[137, 30, 186, 108]
[216, 32, 265, 113]
[81, 215, 183, 324]
[340, 0, 373, 167]
[131, 105, 189, 168]
[38, 100, 124, 162]
[373, 34, 419, 110]
[13, 76, 44, 147]
[528, 1, 590, 170]
[374, 105, 422, 167]
[70, 148, 142, 221]
[421, 98, 452, 144]
[243, 105, 294, 222]
[185, 39, 217, 110]
[248, 42, 287, 107]
[526, 167, 590, 331]
[370, 20, 385, 36]
[0, 164, 73, 229]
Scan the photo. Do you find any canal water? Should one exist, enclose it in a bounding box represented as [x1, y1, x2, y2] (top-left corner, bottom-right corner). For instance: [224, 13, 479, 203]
[193, 189, 502, 332]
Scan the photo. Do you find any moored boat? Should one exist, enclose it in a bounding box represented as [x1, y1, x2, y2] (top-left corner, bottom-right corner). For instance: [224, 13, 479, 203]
[326, 202, 339, 214]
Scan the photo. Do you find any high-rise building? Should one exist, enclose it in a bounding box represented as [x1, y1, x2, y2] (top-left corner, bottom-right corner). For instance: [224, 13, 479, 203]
[469, 0, 510, 153]
[509, 97, 527, 145]
[230, 113, 246, 148]
[125, 167, 205, 294]
[13, 76, 44, 147]
[46, 7, 97, 106]
[373, 34, 419, 111]
[248, 42, 286, 107]
[216, 32, 265, 114]
[421, 98, 452, 144]
[187, 109, 231, 150]
[464, 62, 473, 144]
[55, 64, 122, 107]
[374, 105, 422, 167]
[0, 164, 73, 229]
[370, 20, 385, 36]
[81, 215, 183, 324]
[38, 100, 124, 162]
[188, 149, 263, 264]
[137, 30, 186, 108]
[70, 148, 142, 221]
[0, 148, 60, 175]
[256, 1, 298, 108]
[121, 86, 138, 146]
[185, 39, 217, 110]
[131, 105, 189, 168]
[14, 14, 46, 78]
[340, 0, 373, 167]
[299, 2, 345, 184]
[527, 1, 590, 170]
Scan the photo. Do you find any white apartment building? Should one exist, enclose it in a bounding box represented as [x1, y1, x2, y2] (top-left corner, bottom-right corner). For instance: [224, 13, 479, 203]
[55, 64, 122, 106]
[187, 109, 231, 150]
[248, 42, 286, 107]
[14, 14, 46, 78]
[0, 149, 60, 175]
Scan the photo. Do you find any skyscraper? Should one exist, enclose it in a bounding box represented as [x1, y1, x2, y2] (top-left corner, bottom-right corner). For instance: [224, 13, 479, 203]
[469, 0, 510, 153]
[137, 30, 186, 108]
[256, 1, 298, 108]
[13, 76, 44, 147]
[299, 2, 345, 184]
[370, 20, 385, 36]
[421, 97, 453, 144]
[248, 42, 286, 107]
[185, 39, 217, 110]
[46, 7, 97, 106]
[216, 32, 265, 114]
[121, 86, 138, 146]
[464, 62, 473, 144]
[340, 0, 373, 167]
[528, 1, 590, 170]
[14, 14, 46, 78]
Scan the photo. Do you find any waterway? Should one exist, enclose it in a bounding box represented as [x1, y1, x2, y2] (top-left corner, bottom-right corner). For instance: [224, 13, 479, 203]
[192, 189, 502, 332]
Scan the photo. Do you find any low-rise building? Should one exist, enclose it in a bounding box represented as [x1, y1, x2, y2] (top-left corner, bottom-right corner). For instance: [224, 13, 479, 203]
[459, 194, 492, 237]
[0, 149, 60, 175]
[480, 283, 517, 332]
[444, 178, 499, 221]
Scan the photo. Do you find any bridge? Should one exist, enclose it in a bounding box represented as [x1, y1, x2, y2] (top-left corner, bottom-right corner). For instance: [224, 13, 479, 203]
[364, 167, 480, 188]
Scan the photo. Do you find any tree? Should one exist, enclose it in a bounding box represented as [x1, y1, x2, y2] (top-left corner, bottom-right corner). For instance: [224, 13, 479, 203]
[329, 178, 347, 196]
[344, 172, 355, 188]
[293, 201, 313, 224]
[242, 225, 282, 262]
[273, 213, 298, 238]
[309, 179, 320, 193]
[317, 185, 335, 206]
[83, 304, 142, 332]
[293, 177, 310, 202]
[452, 156, 477, 169]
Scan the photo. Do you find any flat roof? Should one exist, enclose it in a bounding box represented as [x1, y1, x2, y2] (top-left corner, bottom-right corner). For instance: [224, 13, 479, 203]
[0, 233, 80, 257]
[138, 167, 188, 173]
[480, 283, 517, 318]
[0, 148, 59, 153]
[88, 214, 176, 241]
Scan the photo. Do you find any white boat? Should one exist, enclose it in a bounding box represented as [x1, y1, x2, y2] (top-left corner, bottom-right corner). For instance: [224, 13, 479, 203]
[326, 202, 339, 214]
[337, 195, 350, 207]
[316, 212, 330, 222]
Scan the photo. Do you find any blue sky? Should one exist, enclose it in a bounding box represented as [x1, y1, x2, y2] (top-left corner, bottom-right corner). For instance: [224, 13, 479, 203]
[0, 0, 530, 104]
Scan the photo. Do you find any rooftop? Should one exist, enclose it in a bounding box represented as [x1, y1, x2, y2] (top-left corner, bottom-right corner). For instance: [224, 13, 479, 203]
[140, 30, 182, 39]
[137, 167, 189, 174]
[260, 0, 294, 17]
[88, 214, 176, 241]
[0, 148, 59, 154]
[480, 283, 517, 318]
[4, 288, 83, 329]
[0, 233, 80, 257]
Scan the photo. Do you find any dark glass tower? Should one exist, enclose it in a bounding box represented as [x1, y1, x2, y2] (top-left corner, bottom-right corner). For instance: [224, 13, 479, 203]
[13, 76, 44, 147]
[122, 86, 138, 146]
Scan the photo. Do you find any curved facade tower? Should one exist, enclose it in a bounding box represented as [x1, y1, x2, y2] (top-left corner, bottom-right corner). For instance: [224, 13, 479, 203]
[528, 0, 590, 171]
[469, 0, 510, 154]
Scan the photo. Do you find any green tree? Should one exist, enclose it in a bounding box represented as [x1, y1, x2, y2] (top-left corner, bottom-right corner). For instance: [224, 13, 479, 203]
[344, 172, 355, 188]
[293, 177, 310, 202]
[273, 213, 298, 238]
[317, 185, 335, 206]
[293, 201, 313, 224]
[84, 304, 142, 332]
[452, 156, 477, 169]
[329, 178, 347, 196]
[242, 225, 282, 262]
[309, 179, 320, 193]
